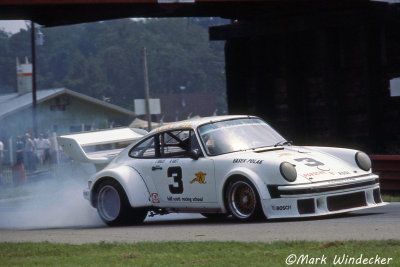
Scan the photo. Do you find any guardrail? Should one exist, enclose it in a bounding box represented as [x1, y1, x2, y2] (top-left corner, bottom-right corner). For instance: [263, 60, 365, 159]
[371, 155, 400, 192]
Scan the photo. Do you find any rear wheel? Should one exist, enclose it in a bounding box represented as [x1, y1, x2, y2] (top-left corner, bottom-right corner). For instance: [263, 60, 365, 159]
[226, 178, 265, 221]
[96, 180, 147, 226]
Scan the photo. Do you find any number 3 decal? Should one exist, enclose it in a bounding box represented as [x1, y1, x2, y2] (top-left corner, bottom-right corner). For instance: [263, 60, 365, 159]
[294, 157, 325, 167]
[167, 167, 184, 194]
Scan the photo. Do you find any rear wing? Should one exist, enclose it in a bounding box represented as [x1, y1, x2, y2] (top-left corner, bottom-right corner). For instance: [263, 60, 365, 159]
[57, 127, 146, 166]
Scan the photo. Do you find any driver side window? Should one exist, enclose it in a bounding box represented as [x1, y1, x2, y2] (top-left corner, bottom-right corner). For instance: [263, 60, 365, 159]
[161, 130, 202, 158]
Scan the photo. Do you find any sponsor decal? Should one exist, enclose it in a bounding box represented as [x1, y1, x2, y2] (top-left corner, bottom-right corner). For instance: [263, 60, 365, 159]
[248, 159, 263, 164]
[155, 159, 165, 164]
[338, 171, 350, 176]
[170, 159, 179, 163]
[151, 193, 160, 203]
[232, 159, 263, 164]
[190, 171, 207, 184]
[272, 205, 292, 211]
[167, 196, 204, 202]
[301, 170, 326, 178]
[329, 171, 335, 175]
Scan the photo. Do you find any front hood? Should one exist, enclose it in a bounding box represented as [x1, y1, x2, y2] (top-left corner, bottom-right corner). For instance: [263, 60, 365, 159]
[224, 146, 366, 183]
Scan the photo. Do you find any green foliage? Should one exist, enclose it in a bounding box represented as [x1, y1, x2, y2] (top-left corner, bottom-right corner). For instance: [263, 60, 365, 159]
[382, 194, 400, 202]
[0, 18, 227, 113]
[0, 241, 399, 266]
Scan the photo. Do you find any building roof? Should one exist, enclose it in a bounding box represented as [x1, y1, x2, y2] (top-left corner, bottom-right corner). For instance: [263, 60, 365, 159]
[0, 88, 135, 120]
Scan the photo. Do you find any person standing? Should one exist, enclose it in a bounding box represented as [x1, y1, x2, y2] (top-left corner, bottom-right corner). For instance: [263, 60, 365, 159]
[35, 134, 46, 166]
[43, 134, 51, 164]
[16, 136, 24, 164]
[24, 133, 36, 173]
[13, 136, 27, 186]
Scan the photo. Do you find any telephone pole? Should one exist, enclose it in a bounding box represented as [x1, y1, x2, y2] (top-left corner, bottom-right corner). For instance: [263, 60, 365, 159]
[31, 21, 38, 137]
[142, 47, 152, 131]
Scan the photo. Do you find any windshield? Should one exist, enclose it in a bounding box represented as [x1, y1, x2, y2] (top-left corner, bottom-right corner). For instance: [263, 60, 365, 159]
[198, 118, 286, 156]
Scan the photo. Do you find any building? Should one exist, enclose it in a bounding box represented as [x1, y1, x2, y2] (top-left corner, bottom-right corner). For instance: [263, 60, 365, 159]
[0, 87, 135, 164]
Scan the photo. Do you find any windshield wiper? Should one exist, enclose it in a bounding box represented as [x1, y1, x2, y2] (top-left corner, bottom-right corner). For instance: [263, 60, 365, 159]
[274, 140, 293, 147]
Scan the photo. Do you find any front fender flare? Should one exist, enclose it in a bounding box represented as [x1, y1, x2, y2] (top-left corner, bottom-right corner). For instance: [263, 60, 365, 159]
[91, 166, 151, 208]
[221, 167, 270, 213]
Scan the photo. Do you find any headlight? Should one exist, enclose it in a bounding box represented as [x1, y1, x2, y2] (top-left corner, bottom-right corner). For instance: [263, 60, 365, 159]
[355, 152, 371, 171]
[280, 162, 297, 182]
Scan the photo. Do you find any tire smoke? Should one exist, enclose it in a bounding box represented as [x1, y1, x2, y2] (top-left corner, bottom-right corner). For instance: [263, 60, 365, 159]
[0, 163, 104, 229]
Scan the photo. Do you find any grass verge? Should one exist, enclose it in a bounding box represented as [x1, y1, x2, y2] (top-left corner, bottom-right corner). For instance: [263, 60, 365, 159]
[382, 194, 400, 202]
[0, 240, 399, 266]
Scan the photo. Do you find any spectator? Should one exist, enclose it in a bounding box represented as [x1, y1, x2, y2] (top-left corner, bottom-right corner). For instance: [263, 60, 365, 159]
[16, 136, 24, 164]
[24, 133, 36, 172]
[49, 134, 58, 164]
[35, 134, 48, 166]
[43, 134, 51, 164]
[13, 136, 27, 186]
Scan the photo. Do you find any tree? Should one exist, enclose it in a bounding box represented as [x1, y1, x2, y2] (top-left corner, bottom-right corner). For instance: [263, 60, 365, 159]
[0, 18, 228, 112]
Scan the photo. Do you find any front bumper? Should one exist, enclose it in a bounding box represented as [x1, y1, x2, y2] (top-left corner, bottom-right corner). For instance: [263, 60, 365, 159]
[264, 174, 386, 219]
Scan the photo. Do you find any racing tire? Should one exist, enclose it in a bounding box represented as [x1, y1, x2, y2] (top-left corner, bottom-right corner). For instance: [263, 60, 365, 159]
[96, 179, 147, 226]
[225, 178, 265, 222]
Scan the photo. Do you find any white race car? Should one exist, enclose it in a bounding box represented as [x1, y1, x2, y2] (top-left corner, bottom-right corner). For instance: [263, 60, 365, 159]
[58, 115, 385, 225]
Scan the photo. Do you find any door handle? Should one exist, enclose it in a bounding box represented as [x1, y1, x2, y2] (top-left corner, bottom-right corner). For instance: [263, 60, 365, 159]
[152, 166, 163, 171]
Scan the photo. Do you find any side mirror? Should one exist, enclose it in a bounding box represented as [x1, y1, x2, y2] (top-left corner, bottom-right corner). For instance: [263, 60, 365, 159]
[189, 149, 201, 160]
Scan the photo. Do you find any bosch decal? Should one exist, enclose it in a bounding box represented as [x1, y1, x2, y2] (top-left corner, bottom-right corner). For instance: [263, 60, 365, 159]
[272, 205, 292, 211]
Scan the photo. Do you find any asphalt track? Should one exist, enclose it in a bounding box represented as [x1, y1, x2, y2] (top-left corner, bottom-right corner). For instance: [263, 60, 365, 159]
[0, 201, 399, 244]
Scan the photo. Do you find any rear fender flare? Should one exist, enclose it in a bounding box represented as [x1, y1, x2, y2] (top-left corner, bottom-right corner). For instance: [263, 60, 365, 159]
[91, 166, 151, 208]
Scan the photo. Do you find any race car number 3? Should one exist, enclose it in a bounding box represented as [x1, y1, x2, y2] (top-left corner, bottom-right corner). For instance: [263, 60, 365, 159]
[167, 166, 184, 194]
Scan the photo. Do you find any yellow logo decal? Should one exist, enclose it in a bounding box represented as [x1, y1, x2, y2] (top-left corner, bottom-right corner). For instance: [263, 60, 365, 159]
[190, 171, 207, 184]
[278, 153, 292, 157]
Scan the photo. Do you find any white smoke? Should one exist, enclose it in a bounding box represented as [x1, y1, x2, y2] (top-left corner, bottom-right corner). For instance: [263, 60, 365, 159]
[0, 162, 104, 229]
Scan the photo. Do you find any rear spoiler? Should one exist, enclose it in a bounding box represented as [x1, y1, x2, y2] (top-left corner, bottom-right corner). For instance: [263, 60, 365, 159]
[57, 127, 147, 166]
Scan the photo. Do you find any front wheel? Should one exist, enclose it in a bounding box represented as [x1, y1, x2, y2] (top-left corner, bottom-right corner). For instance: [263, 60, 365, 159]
[226, 179, 265, 221]
[96, 180, 147, 226]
